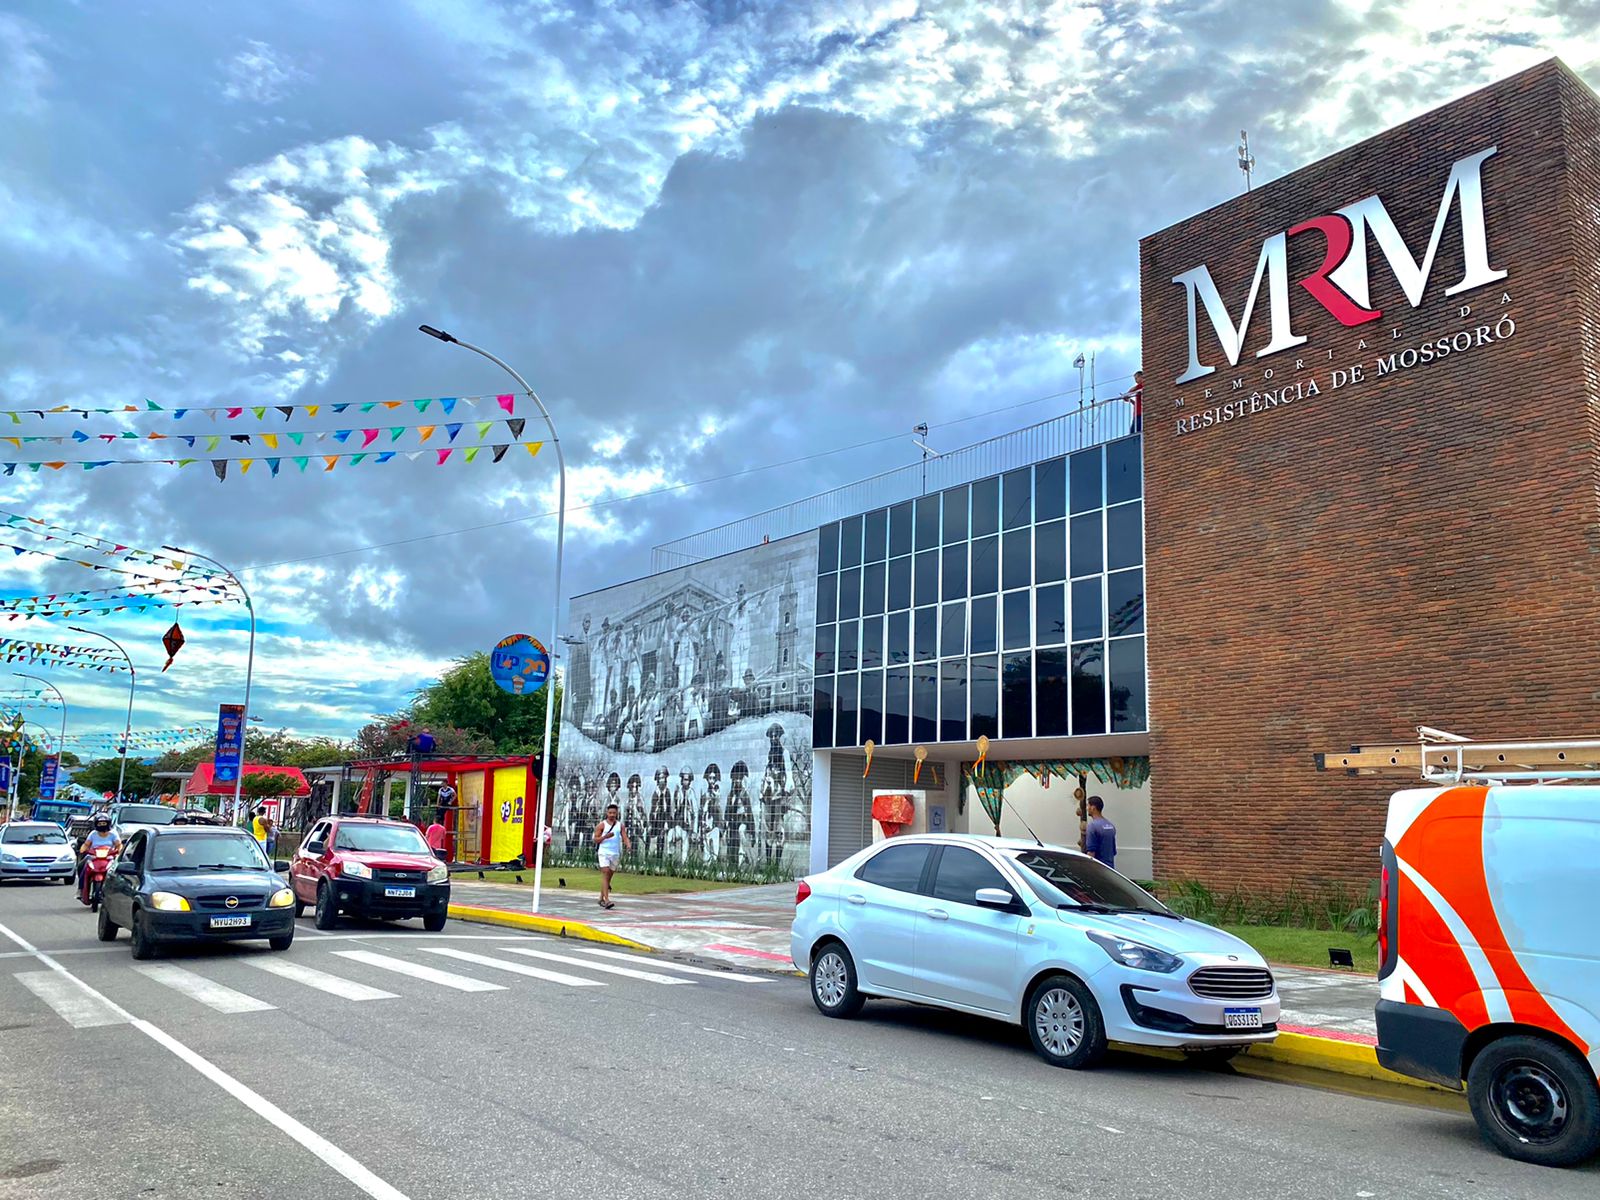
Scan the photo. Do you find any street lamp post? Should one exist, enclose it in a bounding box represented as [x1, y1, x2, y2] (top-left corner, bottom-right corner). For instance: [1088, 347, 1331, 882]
[419, 324, 565, 914]
[67, 626, 136, 803]
[162, 545, 255, 824]
[15, 673, 67, 761]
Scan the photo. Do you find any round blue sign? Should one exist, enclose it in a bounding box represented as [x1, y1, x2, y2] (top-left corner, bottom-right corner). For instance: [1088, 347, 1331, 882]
[489, 634, 551, 695]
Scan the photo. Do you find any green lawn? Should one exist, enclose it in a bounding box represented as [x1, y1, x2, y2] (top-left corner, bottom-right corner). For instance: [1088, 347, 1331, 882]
[1222, 924, 1379, 974]
[465, 868, 748, 895]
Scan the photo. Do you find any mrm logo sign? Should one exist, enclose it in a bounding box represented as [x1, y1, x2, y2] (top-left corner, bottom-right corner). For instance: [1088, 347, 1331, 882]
[1172, 147, 1507, 385]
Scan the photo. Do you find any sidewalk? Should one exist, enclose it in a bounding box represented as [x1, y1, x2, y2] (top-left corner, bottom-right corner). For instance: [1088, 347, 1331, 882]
[448, 879, 1379, 1042]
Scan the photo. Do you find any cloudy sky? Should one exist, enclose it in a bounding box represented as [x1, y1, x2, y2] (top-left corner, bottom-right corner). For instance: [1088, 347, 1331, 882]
[2, 0, 1597, 755]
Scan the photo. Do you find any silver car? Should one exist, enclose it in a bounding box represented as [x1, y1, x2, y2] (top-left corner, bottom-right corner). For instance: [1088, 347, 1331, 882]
[0, 821, 78, 884]
[791, 834, 1280, 1068]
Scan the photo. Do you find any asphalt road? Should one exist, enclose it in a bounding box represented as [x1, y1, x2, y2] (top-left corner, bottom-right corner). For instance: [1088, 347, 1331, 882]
[1, 881, 1594, 1200]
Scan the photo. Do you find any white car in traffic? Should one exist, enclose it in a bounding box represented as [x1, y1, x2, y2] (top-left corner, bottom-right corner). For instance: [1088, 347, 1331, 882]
[791, 834, 1280, 1068]
[0, 821, 79, 884]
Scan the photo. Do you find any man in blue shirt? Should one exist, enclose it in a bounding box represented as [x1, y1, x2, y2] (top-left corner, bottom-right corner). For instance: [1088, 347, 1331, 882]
[1084, 797, 1117, 869]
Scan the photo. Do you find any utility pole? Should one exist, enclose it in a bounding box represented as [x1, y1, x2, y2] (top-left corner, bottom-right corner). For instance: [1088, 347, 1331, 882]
[1238, 129, 1256, 192]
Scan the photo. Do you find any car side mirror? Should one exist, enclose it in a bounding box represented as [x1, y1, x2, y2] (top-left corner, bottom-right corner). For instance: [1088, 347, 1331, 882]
[115, 862, 140, 877]
[975, 887, 1019, 910]
[273, 859, 290, 872]
[303, 841, 324, 854]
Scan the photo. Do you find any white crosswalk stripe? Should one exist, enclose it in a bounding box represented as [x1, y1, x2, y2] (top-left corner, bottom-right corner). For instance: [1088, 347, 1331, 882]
[500, 947, 690, 986]
[132, 964, 276, 1014]
[17, 970, 128, 1028]
[421, 947, 606, 987]
[241, 956, 398, 1002]
[332, 949, 505, 992]
[569, 946, 773, 984]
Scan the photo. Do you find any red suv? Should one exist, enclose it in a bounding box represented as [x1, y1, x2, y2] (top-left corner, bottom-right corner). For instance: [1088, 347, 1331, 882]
[289, 816, 450, 931]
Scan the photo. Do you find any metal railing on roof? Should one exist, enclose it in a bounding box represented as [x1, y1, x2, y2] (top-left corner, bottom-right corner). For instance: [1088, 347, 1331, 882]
[651, 396, 1138, 571]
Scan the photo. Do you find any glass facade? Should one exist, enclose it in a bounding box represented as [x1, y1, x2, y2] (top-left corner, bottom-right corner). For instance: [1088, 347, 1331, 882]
[813, 435, 1145, 748]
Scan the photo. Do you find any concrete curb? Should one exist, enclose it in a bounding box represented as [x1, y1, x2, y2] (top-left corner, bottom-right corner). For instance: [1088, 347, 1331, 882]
[447, 904, 654, 951]
[1241, 1031, 1453, 1092]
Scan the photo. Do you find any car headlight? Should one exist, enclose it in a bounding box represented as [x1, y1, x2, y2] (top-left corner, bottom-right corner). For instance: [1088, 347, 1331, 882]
[340, 861, 372, 880]
[1086, 930, 1183, 973]
[148, 892, 192, 912]
[426, 863, 448, 885]
[0, 854, 18, 864]
[267, 888, 295, 908]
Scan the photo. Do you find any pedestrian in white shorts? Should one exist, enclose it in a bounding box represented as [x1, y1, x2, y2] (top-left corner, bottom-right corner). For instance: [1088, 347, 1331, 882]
[592, 802, 631, 909]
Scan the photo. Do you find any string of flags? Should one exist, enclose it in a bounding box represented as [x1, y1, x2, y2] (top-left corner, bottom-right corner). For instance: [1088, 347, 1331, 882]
[4, 439, 544, 480]
[0, 392, 522, 422]
[64, 724, 210, 748]
[0, 638, 132, 674]
[0, 511, 228, 578]
[2, 415, 532, 452]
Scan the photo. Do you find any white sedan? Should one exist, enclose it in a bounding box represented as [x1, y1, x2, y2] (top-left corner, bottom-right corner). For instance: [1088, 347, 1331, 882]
[0, 821, 79, 884]
[791, 834, 1280, 1068]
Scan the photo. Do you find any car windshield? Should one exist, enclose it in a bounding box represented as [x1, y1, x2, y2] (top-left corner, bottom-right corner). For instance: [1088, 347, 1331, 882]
[149, 835, 268, 872]
[1004, 849, 1169, 915]
[116, 805, 178, 826]
[2, 826, 67, 845]
[334, 825, 431, 855]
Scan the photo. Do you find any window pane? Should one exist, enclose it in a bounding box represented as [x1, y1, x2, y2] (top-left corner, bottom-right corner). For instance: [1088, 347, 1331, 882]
[914, 606, 938, 661]
[889, 501, 914, 557]
[1071, 578, 1103, 641]
[1002, 528, 1031, 591]
[913, 549, 939, 607]
[1070, 512, 1103, 577]
[837, 619, 859, 672]
[813, 675, 835, 748]
[941, 543, 967, 601]
[1069, 447, 1102, 513]
[818, 523, 839, 573]
[861, 615, 884, 670]
[835, 672, 858, 746]
[971, 475, 999, 538]
[839, 513, 863, 567]
[1106, 436, 1142, 505]
[912, 664, 938, 744]
[885, 667, 910, 744]
[838, 566, 861, 621]
[887, 610, 911, 667]
[1035, 457, 1066, 522]
[1036, 584, 1065, 646]
[969, 655, 999, 739]
[943, 485, 969, 543]
[1072, 641, 1106, 735]
[863, 509, 888, 564]
[915, 494, 940, 551]
[970, 535, 998, 595]
[888, 555, 912, 611]
[1109, 637, 1146, 732]
[862, 560, 886, 616]
[817, 573, 837, 624]
[1002, 589, 1031, 651]
[1107, 568, 1144, 636]
[1034, 520, 1065, 584]
[860, 668, 885, 745]
[1036, 648, 1069, 736]
[940, 659, 967, 742]
[1002, 652, 1033, 738]
[940, 601, 966, 657]
[931, 846, 1010, 905]
[970, 595, 997, 654]
[1002, 467, 1032, 530]
[1106, 501, 1142, 571]
[815, 623, 836, 675]
[855, 842, 931, 892]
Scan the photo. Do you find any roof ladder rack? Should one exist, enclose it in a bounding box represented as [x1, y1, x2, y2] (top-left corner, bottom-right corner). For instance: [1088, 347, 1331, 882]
[1315, 727, 1600, 784]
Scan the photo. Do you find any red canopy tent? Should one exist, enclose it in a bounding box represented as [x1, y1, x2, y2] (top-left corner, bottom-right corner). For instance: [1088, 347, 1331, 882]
[183, 762, 311, 800]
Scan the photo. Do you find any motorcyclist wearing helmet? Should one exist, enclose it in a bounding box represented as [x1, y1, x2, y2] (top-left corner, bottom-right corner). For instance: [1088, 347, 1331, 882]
[78, 814, 122, 898]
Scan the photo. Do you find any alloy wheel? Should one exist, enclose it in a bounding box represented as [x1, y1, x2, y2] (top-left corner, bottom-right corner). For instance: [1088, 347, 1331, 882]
[814, 951, 848, 1008]
[1034, 987, 1085, 1058]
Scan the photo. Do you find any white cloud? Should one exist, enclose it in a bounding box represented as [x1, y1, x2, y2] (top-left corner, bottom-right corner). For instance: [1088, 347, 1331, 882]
[221, 39, 308, 105]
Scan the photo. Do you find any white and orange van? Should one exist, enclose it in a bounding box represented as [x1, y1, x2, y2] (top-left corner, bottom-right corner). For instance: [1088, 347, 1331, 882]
[1378, 783, 1600, 1166]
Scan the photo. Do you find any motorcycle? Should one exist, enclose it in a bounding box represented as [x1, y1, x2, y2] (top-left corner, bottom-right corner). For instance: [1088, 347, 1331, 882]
[79, 846, 114, 912]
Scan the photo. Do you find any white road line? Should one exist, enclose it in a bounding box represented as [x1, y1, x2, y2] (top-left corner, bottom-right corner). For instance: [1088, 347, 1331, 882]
[241, 957, 398, 1002]
[421, 947, 606, 987]
[333, 949, 505, 992]
[501, 947, 689, 986]
[132, 964, 276, 1014]
[0, 921, 410, 1200]
[0, 946, 127, 960]
[16, 970, 128, 1028]
[570, 946, 772, 983]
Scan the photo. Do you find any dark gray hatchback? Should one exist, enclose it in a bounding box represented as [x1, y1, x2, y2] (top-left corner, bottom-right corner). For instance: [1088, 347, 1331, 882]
[98, 826, 296, 959]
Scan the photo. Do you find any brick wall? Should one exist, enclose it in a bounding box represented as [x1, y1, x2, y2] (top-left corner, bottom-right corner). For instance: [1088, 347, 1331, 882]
[1139, 60, 1600, 888]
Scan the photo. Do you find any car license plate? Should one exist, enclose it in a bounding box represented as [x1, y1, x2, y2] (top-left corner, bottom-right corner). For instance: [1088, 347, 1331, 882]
[384, 886, 416, 898]
[208, 915, 251, 929]
[28, 865, 48, 872]
[1224, 1007, 1263, 1030]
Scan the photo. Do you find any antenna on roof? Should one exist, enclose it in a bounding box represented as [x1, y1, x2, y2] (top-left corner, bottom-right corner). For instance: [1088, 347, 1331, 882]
[1002, 792, 1045, 846]
[913, 423, 940, 495]
[1238, 129, 1256, 193]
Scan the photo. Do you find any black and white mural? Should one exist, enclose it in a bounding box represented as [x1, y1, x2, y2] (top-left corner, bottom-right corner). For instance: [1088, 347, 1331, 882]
[559, 532, 817, 874]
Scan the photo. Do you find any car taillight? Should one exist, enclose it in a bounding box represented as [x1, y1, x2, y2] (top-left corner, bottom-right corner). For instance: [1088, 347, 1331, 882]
[1377, 864, 1390, 967]
[795, 880, 811, 905]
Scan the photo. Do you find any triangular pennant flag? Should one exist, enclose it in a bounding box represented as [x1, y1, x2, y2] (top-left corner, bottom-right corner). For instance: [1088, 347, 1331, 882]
[415, 399, 432, 413]
[44, 462, 65, 470]
[323, 456, 338, 471]
[390, 427, 405, 442]
[406, 451, 423, 462]
[211, 460, 227, 482]
[251, 407, 265, 419]
[182, 436, 196, 448]
[491, 444, 509, 463]
[240, 459, 254, 474]
[288, 432, 305, 446]
[267, 458, 281, 477]
[262, 433, 278, 449]
[524, 441, 542, 459]
[383, 401, 403, 410]
[440, 398, 457, 415]
[417, 425, 436, 443]
[71, 430, 89, 442]
[361, 429, 379, 448]
[332, 403, 350, 414]
[146, 399, 161, 411]
[332, 429, 353, 443]
[226, 407, 243, 419]
[205, 436, 220, 452]
[435, 449, 452, 465]
[294, 456, 309, 472]
[176, 459, 196, 468]
[350, 453, 367, 465]
[446, 423, 462, 442]
[464, 446, 479, 463]
[498, 394, 515, 414]
[360, 402, 377, 413]
[306, 405, 320, 417]
[506, 418, 526, 439]
[229, 434, 251, 444]
[474, 421, 492, 439]
[277, 406, 294, 421]
[376, 452, 395, 464]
